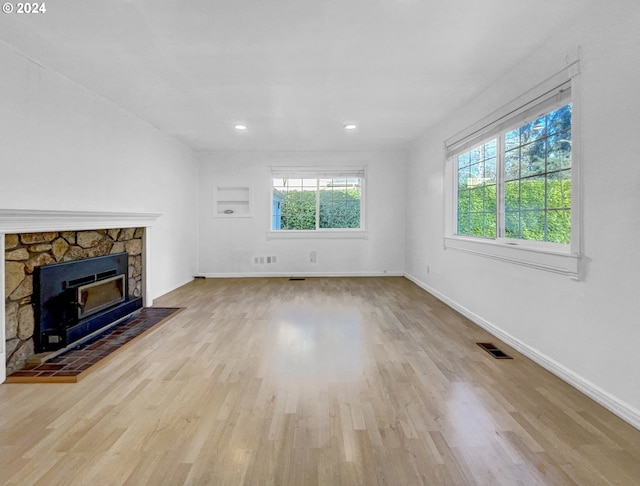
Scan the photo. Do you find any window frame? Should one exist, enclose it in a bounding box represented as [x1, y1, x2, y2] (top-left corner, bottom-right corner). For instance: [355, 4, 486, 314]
[267, 166, 368, 240]
[444, 61, 582, 278]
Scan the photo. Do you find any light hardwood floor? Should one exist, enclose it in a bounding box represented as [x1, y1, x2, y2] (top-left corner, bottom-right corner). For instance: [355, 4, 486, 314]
[1, 277, 639, 485]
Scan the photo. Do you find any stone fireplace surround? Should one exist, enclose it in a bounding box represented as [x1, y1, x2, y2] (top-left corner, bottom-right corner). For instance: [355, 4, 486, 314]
[1, 209, 162, 382]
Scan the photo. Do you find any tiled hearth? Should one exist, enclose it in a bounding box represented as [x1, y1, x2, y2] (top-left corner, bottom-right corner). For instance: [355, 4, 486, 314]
[5, 307, 181, 383]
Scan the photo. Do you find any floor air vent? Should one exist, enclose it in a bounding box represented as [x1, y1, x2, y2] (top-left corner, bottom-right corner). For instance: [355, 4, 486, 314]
[289, 278, 306, 281]
[477, 342, 513, 359]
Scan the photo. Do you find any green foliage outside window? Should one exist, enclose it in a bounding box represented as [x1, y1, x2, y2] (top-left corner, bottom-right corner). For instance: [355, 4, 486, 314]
[279, 189, 361, 230]
[459, 177, 570, 243]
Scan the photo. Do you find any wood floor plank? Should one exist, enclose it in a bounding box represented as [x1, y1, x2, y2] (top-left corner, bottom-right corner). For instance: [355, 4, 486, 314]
[1, 276, 639, 485]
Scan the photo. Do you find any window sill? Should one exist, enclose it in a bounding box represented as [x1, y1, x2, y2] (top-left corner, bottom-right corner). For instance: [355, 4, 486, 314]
[444, 236, 580, 278]
[267, 230, 368, 240]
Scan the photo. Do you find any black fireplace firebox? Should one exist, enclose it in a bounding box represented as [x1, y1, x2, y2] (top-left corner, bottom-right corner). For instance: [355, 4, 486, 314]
[34, 253, 143, 352]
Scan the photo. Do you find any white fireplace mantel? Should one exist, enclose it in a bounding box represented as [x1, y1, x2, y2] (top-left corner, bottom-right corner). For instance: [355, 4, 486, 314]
[1, 208, 163, 383]
[0, 208, 163, 233]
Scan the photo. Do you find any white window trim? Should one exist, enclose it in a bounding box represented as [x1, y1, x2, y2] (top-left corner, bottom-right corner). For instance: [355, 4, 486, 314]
[267, 165, 367, 239]
[443, 58, 582, 279]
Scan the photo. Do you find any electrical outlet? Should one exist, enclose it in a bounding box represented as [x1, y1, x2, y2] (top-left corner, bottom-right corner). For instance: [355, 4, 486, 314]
[254, 256, 277, 264]
[309, 251, 317, 263]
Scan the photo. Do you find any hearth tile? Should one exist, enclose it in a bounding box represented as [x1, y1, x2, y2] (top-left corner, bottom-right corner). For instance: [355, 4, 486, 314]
[10, 371, 43, 377]
[36, 364, 66, 371]
[6, 307, 181, 383]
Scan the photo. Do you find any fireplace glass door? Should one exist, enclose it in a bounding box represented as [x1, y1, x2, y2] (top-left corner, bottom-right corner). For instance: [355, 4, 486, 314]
[77, 274, 126, 319]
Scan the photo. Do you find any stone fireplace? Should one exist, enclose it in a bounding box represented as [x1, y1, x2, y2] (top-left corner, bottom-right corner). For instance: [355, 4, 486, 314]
[1, 209, 161, 382]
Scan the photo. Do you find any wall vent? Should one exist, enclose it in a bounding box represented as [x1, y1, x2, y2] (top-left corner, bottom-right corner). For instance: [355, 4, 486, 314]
[289, 278, 306, 281]
[477, 342, 513, 359]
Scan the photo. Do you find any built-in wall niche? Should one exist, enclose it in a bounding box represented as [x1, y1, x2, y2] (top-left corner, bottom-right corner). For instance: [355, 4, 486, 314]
[213, 186, 251, 217]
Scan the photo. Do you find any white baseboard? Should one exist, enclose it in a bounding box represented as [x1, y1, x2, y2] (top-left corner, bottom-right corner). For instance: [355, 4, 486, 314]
[197, 271, 405, 278]
[404, 273, 640, 431]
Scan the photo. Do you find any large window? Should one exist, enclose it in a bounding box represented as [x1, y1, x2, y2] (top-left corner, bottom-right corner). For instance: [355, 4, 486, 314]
[455, 103, 572, 244]
[444, 65, 580, 277]
[270, 169, 364, 232]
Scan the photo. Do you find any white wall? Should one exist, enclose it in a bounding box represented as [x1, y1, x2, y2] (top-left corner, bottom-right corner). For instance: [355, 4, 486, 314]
[405, 2, 640, 426]
[0, 41, 199, 300]
[198, 151, 406, 276]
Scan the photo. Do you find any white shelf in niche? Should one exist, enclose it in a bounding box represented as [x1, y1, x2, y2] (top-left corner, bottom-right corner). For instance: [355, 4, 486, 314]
[214, 186, 251, 217]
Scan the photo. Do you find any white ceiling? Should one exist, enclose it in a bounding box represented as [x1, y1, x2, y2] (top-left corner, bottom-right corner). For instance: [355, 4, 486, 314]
[0, 0, 579, 152]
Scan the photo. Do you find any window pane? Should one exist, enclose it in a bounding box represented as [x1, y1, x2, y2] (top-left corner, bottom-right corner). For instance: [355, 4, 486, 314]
[469, 187, 484, 213]
[484, 212, 496, 238]
[458, 152, 470, 169]
[505, 180, 520, 212]
[519, 121, 532, 145]
[505, 212, 520, 239]
[521, 116, 547, 144]
[547, 131, 572, 171]
[521, 210, 545, 241]
[286, 178, 303, 188]
[547, 209, 571, 243]
[467, 163, 482, 188]
[302, 178, 317, 189]
[272, 189, 284, 229]
[505, 149, 520, 181]
[458, 212, 470, 235]
[458, 189, 471, 213]
[485, 184, 497, 212]
[505, 129, 519, 151]
[547, 171, 571, 209]
[280, 187, 316, 230]
[521, 142, 546, 177]
[548, 104, 572, 134]
[470, 146, 482, 164]
[302, 202, 316, 229]
[484, 157, 497, 184]
[470, 212, 484, 236]
[484, 140, 497, 159]
[458, 168, 471, 188]
[520, 176, 545, 210]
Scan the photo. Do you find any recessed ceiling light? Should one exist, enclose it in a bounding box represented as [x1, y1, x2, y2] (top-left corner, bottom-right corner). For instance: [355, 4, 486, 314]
[344, 123, 357, 130]
[234, 124, 247, 130]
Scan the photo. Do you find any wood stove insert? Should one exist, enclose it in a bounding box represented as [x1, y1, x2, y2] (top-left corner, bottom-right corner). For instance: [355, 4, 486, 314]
[34, 253, 143, 352]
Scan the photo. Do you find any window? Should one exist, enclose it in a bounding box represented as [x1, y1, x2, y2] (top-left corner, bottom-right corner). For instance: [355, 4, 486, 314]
[269, 168, 365, 234]
[457, 139, 498, 239]
[444, 61, 581, 277]
[504, 104, 572, 243]
[455, 103, 572, 244]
